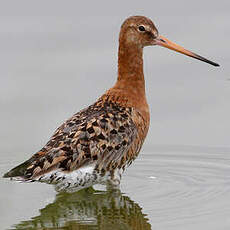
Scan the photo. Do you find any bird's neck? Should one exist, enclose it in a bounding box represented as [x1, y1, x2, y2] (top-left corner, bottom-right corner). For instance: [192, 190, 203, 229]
[115, 42, 146, 96]
[117, 42, 144, 82]
[104, 41, 148, 119]
[102, 41, 149, 131]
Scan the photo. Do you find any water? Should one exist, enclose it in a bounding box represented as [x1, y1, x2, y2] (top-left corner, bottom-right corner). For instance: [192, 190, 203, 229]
[1, 146, 230, 229]
[0, 1, 230, 229]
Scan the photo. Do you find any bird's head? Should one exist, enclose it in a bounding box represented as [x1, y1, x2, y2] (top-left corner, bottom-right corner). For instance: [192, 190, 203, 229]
[119, 16, 219, 67]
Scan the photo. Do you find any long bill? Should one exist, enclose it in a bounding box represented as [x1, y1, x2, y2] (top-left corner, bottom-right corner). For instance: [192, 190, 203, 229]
[155, 35, 219, 67]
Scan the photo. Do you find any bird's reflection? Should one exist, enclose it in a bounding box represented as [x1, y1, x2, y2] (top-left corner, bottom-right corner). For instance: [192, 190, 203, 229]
[12, 188, 152, 230]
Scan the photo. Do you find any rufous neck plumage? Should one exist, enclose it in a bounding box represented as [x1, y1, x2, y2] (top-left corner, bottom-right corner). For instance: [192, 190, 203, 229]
[114, 33, 146, 98]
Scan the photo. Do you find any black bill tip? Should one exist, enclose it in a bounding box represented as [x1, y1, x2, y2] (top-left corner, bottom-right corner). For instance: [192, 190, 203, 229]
[191, 52, 220, 67]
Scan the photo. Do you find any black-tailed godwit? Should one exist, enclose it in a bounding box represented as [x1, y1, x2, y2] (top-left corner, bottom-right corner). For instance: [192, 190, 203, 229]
[3, 16, 219, 192]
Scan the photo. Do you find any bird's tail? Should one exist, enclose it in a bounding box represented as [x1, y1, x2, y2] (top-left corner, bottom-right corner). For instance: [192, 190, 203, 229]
[3, 158, 33, 180]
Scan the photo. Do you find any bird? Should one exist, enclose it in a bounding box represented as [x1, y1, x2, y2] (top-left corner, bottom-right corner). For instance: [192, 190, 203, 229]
[3, 16, 219, 193]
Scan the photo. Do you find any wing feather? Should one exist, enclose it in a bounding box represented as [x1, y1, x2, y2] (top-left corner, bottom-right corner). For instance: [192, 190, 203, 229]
[5, 98, 137, 180]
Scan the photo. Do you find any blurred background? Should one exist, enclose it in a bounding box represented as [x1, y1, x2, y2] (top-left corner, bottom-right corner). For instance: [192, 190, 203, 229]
[0, 1, 229, 230]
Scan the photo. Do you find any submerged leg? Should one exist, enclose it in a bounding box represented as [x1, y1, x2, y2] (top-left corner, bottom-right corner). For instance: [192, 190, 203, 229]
[106, 180, 120, 191]
[106, 170, 122, 191]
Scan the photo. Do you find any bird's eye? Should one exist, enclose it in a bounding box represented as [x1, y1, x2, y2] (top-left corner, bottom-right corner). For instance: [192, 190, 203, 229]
[138, 26, 146, 32]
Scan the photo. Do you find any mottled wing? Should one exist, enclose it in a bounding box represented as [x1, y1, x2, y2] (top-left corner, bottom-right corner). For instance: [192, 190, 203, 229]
[5, 99, 137, 180]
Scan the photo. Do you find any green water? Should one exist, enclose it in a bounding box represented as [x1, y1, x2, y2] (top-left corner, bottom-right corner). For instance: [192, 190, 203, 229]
[10, 189, 151, 230]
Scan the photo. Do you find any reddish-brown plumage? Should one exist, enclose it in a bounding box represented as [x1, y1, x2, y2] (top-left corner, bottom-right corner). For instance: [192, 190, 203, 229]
[4, 16, 219, 192]
[107, 16, 157, 145]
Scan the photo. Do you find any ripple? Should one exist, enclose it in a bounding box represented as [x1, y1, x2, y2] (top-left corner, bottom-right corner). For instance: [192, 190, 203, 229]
[124, 145, 230, 227]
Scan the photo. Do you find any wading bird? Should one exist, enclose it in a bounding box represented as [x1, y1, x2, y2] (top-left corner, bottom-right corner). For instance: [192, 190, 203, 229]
[4, 16, 219, 193]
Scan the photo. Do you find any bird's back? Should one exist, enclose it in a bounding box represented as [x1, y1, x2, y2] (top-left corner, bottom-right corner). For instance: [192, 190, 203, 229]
[4, 91, 149, 192]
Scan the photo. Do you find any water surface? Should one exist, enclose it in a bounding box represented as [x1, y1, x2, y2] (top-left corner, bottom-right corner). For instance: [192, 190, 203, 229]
[0, 1, 230, 229]
[1, 145, 230, 230]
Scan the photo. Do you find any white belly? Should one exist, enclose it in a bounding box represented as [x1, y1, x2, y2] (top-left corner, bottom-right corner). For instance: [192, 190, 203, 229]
[36, 164, 114, 193]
